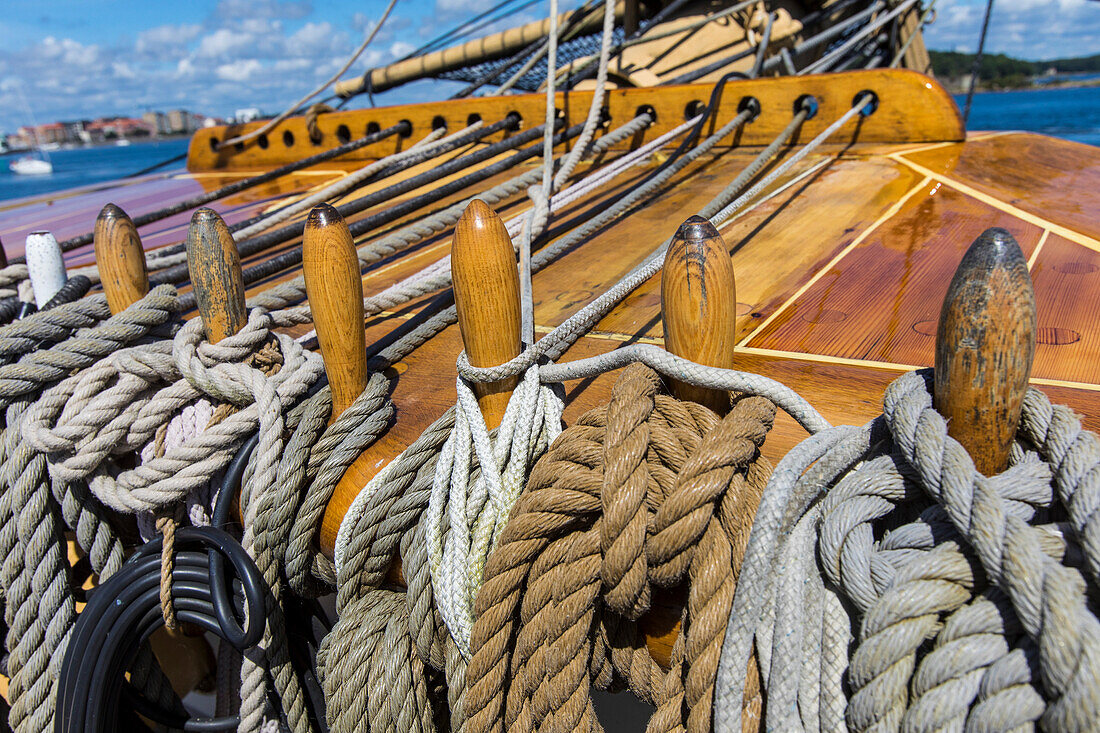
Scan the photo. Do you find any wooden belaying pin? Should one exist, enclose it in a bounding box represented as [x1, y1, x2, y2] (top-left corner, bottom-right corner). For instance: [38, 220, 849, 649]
[318, 198, 523, 557]
[25, 230, 68, 309]
[94, 203, 150, 314]
[934, 227, 1037, 476]
[185, 208, 247, 343]
[302, 204, 367, 423]
[452, 198, 523, 430]
[661, 215, 738, 415]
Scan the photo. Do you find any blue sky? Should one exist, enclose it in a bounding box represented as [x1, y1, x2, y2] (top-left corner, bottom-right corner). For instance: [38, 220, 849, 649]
[1, 0, 1098, 134]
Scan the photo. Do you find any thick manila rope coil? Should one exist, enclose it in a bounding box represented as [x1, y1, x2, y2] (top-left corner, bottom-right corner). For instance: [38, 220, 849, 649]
[714, 369, 1100, 733]
[465, 363, 776, 733]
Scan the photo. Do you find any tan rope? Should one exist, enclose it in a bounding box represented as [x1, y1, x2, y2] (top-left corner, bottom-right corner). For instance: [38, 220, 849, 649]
[466, 364, 774, 732]
[305, 103, 336, 145]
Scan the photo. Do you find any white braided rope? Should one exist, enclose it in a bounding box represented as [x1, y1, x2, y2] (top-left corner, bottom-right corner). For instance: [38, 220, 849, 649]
[426, 364, 563, 658]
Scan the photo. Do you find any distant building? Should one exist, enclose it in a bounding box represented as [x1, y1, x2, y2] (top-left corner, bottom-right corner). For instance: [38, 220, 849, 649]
[85, 117, 154, 141]
[166, 109, 203, 134]
[234, 108, 263, 124]
[143, 111, 170, 135]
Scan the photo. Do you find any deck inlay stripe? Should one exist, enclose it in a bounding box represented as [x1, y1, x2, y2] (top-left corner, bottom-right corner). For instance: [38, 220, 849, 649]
[737, 175, 933, 347]
[889, 154, 1100, 255]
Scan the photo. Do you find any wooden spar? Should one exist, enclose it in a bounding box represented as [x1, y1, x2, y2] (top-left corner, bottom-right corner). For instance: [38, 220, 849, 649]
[318, 199, 521, 555]
[934, 227, 1037, 476]
[25, 231, 67, 308]
[302, 204, 368, 422]
[186, 208, 247, 343]
[93, 204, 150, 314]
[332, 3, 626, 97]
[452, 199, 522, 429]
[661, 215, 738, 414]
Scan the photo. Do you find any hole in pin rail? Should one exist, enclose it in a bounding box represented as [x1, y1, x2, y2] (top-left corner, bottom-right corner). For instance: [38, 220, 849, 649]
[599, 105, 611, 127]
[366, 121, 380, 136]
[336, 124, 351, 144]
[283, 130, 295, 147]
[209, 137, 219, 153]
[466, 113, 482, 127]
[738, 96, 762, 122]
[635, 104, 657, 124]
[853, 90, 879, 116]
[257, 134, 269, 149]
[685, 100, 706, 121]
[794, 95, 819, 119]
[431, 115, 447, 131]
[504, 111, 523, 129]
[234, 141, 245, 152]
[397, 119, 413, 138]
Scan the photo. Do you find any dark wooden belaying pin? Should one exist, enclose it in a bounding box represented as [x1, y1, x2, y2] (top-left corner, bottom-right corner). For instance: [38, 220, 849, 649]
[661, 215, 738, 415]
[185, 208, 247, 343]
[934, 227, 1037, 476]
[94, 203, 150, 314]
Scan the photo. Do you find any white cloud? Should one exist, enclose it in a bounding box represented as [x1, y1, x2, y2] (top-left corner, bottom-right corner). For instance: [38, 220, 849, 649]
[215, 58, 263, 82]
[924, 0, 1100, 59]
[196, 28, 253, 58]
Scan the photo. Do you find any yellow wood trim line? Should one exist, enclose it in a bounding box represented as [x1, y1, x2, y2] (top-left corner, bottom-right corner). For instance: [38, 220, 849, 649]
[737, 175, 933, 347]
[886, 140, 958, 157]
[1027, 229, 1051, 270]
[738, 345, 1100, 393]
[738, 345, 918, 372]
[888, 154, 1100, 255]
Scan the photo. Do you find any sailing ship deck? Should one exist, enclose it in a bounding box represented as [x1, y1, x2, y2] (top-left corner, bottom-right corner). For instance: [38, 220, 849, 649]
[2, 76, 1098, 547]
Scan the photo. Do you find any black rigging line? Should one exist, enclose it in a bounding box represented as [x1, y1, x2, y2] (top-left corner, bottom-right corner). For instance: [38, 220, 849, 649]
[963, 0, 996, 125]
[16, 122, 410, 264]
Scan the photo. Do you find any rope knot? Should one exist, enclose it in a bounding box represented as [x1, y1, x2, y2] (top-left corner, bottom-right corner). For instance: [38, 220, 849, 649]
[466, 364, 774, 732]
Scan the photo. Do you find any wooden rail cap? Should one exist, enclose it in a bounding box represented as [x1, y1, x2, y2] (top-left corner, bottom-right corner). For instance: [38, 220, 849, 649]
[661, 215, 738, 414]
[452, 199, 523, 430]
[303, 204, 368, 422]
[934, 227, 1037, 476]
[25, 231, 68, 309]
[186, 208, 247, 343]
[94, 204, 150, 314]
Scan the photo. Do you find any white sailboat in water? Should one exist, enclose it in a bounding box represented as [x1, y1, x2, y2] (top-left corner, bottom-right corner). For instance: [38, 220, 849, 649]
[9, 84, 54, 176]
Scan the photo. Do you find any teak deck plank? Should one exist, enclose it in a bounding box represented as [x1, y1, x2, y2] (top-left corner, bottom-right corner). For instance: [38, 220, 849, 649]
[741, 179, 1046, 369]
[899, 133, 1100, 246]
[1029, 233, 1100, 385]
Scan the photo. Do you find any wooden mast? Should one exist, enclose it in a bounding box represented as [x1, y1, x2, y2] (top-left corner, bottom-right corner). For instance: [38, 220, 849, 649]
[934, 227, 1037, 476]
[94, 203, 149, 313]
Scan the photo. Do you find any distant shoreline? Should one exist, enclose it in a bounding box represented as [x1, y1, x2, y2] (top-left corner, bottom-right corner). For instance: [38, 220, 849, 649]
[0, 135, 191, 158]
[942, 77, 1100, 95]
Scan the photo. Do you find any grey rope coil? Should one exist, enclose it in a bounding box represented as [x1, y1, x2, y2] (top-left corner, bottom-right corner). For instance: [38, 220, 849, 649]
[713, 368, 1100, 732]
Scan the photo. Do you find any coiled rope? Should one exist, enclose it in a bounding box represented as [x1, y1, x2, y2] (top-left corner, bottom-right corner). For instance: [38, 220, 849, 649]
[465, 363, 776, 733]
[714, 368, 1100, 733]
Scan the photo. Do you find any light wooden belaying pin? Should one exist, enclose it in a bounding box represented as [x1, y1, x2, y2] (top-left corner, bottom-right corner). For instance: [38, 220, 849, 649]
[661, 215, 738, 415]
[452, 198, 523, 430]
[185, 208, 247, 343]
[303, 204, 368, 423]
[94, 203, 150, 314]
[934, 227, 1037, 476]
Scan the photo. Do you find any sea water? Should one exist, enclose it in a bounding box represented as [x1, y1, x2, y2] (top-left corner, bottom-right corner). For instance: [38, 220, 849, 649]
[0, 84, 1097, 203]
[0, 138, 191, 203]
[956, 84, 1100, 147]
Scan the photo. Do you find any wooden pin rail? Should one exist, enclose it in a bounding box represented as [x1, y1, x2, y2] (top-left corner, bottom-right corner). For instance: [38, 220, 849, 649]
[189, 70, 963, 170]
